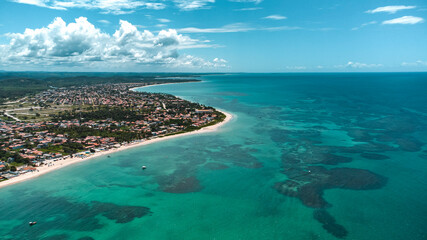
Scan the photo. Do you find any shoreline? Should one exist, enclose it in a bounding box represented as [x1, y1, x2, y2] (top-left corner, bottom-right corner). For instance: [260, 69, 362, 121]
[128, 81, 196, 92]
[0, 83, 233, 190]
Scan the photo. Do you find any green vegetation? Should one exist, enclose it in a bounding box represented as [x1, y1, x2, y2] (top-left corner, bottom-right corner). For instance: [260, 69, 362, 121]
[0, 78, 48, 102]
[40, 126, 147, 144]
[164, 111, 226, 137]
[0, 150, 30, 165]
[38, 142, 85, 155]
[52, 107, 149, 122]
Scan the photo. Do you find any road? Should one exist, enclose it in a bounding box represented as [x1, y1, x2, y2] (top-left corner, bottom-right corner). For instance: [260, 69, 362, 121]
[4, 111, 21, 122]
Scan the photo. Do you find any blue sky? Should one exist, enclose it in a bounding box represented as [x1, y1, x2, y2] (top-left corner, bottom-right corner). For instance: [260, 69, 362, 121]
[0, 0, 426, 72]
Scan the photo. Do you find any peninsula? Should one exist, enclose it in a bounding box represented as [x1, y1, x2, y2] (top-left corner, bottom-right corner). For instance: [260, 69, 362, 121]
[0, 76, 232, 188]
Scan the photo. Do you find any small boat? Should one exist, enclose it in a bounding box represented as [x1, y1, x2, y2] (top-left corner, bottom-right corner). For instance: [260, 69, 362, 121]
[29, 221, 37, 226]
[142, 166, 147, 170]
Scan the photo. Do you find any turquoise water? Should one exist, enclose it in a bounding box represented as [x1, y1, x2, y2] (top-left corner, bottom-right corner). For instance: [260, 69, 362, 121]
[1, 73, 426, 240]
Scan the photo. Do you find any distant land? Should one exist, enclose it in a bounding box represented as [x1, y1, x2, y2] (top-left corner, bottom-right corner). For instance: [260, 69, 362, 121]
[0, 72, 209, 104]
[0, 72, 229, 186]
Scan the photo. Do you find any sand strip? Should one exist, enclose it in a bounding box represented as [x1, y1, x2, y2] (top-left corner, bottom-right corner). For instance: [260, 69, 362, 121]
[0, 111, 233, 189]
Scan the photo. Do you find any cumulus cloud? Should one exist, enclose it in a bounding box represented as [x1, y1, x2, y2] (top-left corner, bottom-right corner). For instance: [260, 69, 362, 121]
[366, 5, 416, 14]
[178, 55, 229, 69]
[263, 15, 287, 20]
[0, 17, 227, 70]
[382, 16, 424, 25]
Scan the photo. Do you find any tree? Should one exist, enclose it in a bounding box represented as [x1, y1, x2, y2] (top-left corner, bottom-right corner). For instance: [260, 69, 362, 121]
[10, 166, 17, 172]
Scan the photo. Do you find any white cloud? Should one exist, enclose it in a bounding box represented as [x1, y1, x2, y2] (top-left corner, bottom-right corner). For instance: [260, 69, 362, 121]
[158, 18, 171, 23]
[229, 0, 262, 4]
[339, 61, 383, 69]
[98, 19, 111, 24]
[179, 55, 229, 68]
[179, 23, 299, 33]
[172, 0, 215, 11]
[11, 0, 66, 10]
[285, 66, 307, 70]
[0, 17, 227, 70]
[264, 26, 301, 31]
[12, 0, 263, 13]
[213, 58, 227, 63]
[401, 60, 427, 66]
[382, 16, 424, 25]
[179, 23, 254, 33]
[352, 21, 377, 30]
[366, 5, 416, 14]
[11, 0, 166, 14]
[234, 7, 262, 11]
[263, 15, 287, 20]
[143, 2, 166, 10]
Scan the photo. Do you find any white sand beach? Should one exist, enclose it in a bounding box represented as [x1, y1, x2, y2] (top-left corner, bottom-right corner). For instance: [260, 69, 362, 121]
[0, 111, 233, 189]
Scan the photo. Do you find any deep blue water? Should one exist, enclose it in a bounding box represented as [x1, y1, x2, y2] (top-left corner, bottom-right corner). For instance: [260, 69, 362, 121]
[0, 73, 426, 240]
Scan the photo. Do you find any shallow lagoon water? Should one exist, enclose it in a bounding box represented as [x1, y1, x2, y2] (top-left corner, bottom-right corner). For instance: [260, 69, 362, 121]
[0, 73, 426, 239]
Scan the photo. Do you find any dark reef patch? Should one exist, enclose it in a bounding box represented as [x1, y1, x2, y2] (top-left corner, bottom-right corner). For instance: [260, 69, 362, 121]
[269, 129, 295, 143]
[395, 137, 424, 152]
[161, 176, 202, 193]
[156, 163, 203, 193]
[346, 128, 372, 142]
[376, 134, 425, 152]
[281, 144, 352, 166]
[275, 167, 387, 208]
[360, 116, 420, 133]
[42, 234, 69, 240]
[91, 201, 152, 223]
[361, 153, 390, 160]
[233, 158, 263, 168]
[3, 193, 152, 240]
[313, 209, 348, 239]
[208, 144, 262, 169]
[204, 162, 229, 170]
[78, 237, 95, 240]
[337, 142, 396, 153]
[319, 153, 353, 165]
[157, 167, 202, 194]
[97, 183, 138, 188]
[327, 168, 387, 190]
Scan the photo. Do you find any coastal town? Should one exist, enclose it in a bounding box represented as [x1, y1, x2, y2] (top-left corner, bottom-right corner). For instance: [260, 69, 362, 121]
[0, 82, 225, 183]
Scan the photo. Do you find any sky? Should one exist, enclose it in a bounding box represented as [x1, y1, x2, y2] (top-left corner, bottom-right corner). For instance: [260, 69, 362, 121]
[0, 0, 426, 72]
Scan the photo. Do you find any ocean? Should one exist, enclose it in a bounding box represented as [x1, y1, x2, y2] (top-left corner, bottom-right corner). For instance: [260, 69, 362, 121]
[0, 73, 426, 240]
